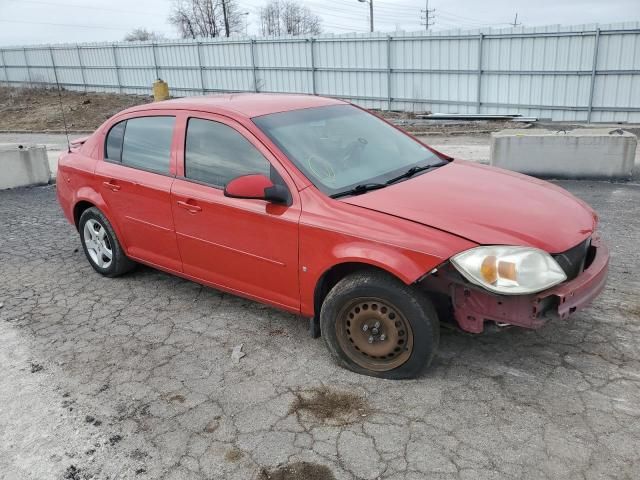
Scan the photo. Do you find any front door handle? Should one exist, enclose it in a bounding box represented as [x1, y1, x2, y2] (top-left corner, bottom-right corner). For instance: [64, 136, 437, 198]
[177, 199, 202, 213]
[102, 180, 121, 192]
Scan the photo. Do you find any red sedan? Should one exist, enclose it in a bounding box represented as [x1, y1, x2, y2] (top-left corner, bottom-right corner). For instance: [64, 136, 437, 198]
[57, 94, 609, 379]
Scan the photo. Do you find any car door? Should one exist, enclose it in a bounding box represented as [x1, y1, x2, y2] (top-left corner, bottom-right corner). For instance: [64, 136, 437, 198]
[94, 114, 182, 272]
[170, 113, 301, 311]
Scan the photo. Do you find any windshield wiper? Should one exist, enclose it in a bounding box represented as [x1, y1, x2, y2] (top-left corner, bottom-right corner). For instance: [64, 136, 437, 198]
[330, 161, 448, 199]
[385, 161, 448, 185]
[330, 183, 387, 199]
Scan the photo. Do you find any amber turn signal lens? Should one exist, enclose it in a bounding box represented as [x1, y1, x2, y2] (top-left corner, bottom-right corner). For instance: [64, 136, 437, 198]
[480, 255, 498, 284]
[480, 257, 517, 284]
[497, 261, 517, 281]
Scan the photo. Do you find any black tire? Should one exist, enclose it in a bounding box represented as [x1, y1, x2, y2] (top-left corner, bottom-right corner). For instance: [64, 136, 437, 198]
[320, 270, 439, 379]
[78, 207, 135, 277]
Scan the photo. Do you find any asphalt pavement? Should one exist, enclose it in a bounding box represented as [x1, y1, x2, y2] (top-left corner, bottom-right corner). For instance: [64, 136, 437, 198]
[1, 180, 639, 480]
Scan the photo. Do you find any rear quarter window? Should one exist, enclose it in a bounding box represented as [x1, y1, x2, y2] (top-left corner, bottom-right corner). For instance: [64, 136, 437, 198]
[105, 121, 126, 161]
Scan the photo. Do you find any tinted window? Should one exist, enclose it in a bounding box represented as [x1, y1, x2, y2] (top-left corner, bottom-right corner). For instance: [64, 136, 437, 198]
[105, 121, 126, 161]
[185, 118, 271, 187]
[121, 116, 175, 174]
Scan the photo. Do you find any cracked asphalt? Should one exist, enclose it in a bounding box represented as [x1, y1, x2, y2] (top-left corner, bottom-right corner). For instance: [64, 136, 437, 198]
[1, 181, 639, 480]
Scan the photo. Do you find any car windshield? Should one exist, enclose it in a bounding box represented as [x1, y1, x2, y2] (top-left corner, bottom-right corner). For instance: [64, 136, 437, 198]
[253, 104, 444, 197]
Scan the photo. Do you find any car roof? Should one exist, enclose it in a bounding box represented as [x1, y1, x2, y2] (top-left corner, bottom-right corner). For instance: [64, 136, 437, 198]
[123, 93, 346, 118]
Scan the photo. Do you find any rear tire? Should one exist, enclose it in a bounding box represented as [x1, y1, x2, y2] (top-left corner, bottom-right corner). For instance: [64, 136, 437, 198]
[79, 207, 135, 277]
[320, 270, 439, 379]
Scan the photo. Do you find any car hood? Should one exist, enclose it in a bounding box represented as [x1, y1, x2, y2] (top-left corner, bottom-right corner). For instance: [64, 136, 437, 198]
[341, 160, 596, 253]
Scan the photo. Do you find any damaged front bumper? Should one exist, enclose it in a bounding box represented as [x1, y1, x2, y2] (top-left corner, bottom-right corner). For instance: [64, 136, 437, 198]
[420, 235, 609, 334]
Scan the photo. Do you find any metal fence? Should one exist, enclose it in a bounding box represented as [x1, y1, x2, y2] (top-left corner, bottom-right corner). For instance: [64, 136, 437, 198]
[1, 23, 639, 122]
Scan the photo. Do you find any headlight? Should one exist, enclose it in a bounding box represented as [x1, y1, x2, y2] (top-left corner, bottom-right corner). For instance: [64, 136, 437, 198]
[450, 246, 567, 295]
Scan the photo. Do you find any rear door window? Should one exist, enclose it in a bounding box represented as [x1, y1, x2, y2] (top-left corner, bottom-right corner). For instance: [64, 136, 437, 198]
[184, 118, 271, 187]
[120, 116, 175, 174]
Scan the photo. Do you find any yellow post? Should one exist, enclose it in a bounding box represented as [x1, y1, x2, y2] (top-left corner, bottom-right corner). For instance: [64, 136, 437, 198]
[152, 79, 170, 101]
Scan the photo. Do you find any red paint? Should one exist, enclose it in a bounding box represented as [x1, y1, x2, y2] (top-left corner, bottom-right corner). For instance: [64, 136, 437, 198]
[56, 94, 608, 331]
[224, 174, 274, 199]
[343, 159, 596, 253]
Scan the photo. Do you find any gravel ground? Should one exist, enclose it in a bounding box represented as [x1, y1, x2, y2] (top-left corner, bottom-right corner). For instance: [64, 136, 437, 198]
[1, 182, 639, 480]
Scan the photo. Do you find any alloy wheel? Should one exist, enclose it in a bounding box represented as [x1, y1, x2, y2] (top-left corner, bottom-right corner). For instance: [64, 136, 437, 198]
[83, 218, 113, 269]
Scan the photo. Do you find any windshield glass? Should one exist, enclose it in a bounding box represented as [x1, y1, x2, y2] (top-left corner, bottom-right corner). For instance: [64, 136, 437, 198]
[253, 105, 444, 196]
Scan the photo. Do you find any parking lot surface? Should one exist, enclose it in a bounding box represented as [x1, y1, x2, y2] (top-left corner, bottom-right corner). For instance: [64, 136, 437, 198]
[1, 181, 639, 480]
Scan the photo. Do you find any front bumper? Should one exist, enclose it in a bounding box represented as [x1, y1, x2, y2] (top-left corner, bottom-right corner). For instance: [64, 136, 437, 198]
[426, 235, 609, 334]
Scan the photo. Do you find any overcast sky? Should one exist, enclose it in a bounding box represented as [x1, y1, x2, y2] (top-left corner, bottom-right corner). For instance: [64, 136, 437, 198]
[0, 0, 638, 46]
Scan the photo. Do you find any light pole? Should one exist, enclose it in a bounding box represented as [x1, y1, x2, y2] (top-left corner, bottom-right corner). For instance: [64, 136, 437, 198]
[240, 12, 250, 36]
[358, 0, 374, 33]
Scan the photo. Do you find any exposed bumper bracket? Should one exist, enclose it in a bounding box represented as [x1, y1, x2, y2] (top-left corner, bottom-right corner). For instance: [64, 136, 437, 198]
[421, 235, 609, 334]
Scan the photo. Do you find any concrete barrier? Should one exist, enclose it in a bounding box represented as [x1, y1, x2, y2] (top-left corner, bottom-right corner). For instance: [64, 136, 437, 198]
[490, 129, 637, 179]
[0, 144, 52, 190]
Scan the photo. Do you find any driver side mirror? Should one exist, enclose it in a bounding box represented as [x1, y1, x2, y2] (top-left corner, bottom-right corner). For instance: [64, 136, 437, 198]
[224, 174, 291, 205]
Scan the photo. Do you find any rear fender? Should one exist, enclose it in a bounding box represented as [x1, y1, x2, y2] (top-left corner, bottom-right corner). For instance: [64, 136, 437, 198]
[73, 187, 128, 250]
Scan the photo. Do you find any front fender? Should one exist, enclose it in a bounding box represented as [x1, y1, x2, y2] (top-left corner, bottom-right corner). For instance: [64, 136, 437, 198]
[329, 242, 434, 284]
[299, 233, 462, 317]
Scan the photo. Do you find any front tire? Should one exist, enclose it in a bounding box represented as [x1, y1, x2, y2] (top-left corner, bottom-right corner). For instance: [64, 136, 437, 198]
[79, 207, 135, 277]
[320, 270, 439, 379]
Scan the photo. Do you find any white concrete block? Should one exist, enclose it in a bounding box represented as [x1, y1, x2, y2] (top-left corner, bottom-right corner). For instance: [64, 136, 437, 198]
[0, 145, 52, 190]
[490, 129, 637, 179]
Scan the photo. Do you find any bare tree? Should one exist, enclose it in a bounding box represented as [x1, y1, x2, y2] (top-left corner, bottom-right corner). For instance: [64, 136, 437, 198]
[124, 28, 167, 42]
[260, 0, 282, 36]
[169, 0, 242, 39]
[260, 0, 322, 36]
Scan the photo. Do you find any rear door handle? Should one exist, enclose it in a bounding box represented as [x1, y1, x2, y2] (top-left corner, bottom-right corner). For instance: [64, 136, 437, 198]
[102, 180, 121, 192]
[177, 200, 202, 213]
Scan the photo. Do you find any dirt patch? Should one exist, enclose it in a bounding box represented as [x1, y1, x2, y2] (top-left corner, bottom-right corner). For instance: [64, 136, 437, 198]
[268, 328, 289, 337]
[258, 462, 335, 480]
[0, 86, 515, 135]
[30, 362, 43, 373]
[289, 386, 369, 422]
[225, 447, 244, 462]
[624, 305, 640, 318]
[167, 394, 186, 404]
[0, 86, 150, 131]
[63, 465, 82, 480]
[130, 449, 149, 460]
[204, 416, 221, 433]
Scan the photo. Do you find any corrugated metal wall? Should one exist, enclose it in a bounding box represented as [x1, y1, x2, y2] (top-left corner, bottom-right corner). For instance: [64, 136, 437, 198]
[1, 23, 639, 122]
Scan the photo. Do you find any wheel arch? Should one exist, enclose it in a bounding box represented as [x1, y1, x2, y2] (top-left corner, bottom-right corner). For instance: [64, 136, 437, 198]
[303, 238, 448, 319]
[71, 188, 128, 253]
[313, 262, 414, 322]
[73, 200, 95, 229]
[72, 187, 109, 229]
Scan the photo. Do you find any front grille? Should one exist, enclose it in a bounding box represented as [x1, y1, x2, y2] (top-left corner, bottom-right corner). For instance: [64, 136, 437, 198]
[553, 237, 591, 281]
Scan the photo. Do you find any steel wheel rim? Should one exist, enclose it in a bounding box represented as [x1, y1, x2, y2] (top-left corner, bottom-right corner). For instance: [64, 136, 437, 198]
[335, 297, 414, 372]
[83, 218, 113, 269]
